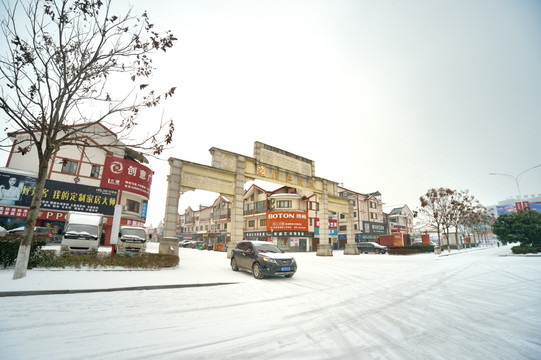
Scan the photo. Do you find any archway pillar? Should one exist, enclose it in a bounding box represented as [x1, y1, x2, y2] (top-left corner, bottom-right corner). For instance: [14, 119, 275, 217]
[160, 158, 183, 256]
[316, 180, 333, 256]
[227, 155, 246, 258]
[344, 200, 359, 255]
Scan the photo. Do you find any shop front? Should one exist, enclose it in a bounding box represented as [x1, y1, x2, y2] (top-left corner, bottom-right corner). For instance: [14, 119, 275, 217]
[315, 218, 338, 249]
[267, 211, 310, 251]
[358, 221, 387, 242]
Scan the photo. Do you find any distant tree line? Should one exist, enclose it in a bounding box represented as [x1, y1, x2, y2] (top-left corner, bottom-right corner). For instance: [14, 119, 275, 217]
[415, 188, 490, 251]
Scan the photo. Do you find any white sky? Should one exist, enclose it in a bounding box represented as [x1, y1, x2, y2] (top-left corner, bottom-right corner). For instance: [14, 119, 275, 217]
[136, 0, 541, 227]
[2, 0, 541, 227]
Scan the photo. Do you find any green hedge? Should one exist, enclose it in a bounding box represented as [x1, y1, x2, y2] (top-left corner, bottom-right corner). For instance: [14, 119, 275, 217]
[406, 245, 435, 253]
[388, 247, 421, 255]
[511, 246, 541, 254]
[388, 245, 436, 255]
[33, 251, 179, 269]
[0, 236, 47, 269]
[1, 237, 179, 269]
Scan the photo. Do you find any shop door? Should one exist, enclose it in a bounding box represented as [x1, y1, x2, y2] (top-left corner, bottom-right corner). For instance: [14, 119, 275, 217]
[299, 238, 306, 252]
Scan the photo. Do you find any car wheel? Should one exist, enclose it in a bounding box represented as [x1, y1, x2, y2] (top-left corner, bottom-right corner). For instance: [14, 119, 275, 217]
[231, 258, 239, 271]
[375, 249, 380, 254]
[252, 263, 264, 279]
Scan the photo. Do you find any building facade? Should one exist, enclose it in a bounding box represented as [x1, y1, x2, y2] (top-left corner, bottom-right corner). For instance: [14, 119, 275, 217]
[0, 124, 151, 244]
[177, 183, 389, 252]
[336, 186, 386, 247]
[383, 204, 414, 236]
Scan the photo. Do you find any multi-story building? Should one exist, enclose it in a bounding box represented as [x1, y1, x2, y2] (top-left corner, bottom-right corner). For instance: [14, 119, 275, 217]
[177, 183, 390, 252]
[0, 124, 151, 244]
[178, 197, 231, 245]
[383, 204, 414, 236]
[336, 186, 386, 247]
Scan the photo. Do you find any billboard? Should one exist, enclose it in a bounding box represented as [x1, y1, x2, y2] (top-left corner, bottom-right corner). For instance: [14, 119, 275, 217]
[101, 157, 153, 198]
[496, 202, 541, 215]
[314, 218, 338, 236]
[0, 171, 118, 216]
[267, 211, 308, 231]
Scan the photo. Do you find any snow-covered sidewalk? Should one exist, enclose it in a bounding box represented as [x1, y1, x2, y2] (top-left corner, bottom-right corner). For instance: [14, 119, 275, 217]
[1, 244, 539, 359]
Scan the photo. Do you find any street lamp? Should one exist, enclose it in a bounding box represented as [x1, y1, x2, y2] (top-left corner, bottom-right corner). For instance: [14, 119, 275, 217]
[489, 163, 541, 201]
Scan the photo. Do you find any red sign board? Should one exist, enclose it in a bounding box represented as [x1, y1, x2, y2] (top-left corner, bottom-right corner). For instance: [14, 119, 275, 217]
[315, 218, 337, 228]
[101, 157, 153, 198]
[267, 211, 308, 231]
[0, 206, 29, 218]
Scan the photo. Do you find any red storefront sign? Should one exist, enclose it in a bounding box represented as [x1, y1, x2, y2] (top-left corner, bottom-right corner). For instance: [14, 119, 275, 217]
[267, 211, 308, 231]
[0, 206, 29, 218]
[315, 218, 338, 228]
[100, 156, 153, 198]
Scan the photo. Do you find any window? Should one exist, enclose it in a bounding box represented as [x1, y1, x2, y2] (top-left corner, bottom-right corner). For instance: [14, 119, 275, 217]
[90, 165, 100, 178]
[248, 220, 255, 228]
[61, 160, 78, 174]
[255, 201, 266, 213]
[126, 199, 140, 213]
[277, 200, 292, 208]
[259, 219, 266, 226]
[370, 212, 377, 220]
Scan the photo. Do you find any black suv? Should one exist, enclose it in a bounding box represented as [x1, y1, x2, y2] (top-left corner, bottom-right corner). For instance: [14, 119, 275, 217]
[357, 241, 388, 254]
[230, 241, 297, 279]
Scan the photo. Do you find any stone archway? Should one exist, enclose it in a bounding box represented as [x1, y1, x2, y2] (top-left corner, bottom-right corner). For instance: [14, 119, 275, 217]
[160, 142, 358, 257]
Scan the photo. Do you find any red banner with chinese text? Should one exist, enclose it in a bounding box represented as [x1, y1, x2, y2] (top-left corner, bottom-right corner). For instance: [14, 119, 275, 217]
[100, 157, 153, 198]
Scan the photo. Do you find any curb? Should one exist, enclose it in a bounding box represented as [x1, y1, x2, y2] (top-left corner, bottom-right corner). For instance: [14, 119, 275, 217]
[0, 282, 239, 298]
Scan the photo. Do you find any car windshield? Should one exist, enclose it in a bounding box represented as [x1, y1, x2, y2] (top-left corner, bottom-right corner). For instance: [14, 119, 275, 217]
[254, 243, 282, 253]
[122, 228, 146, 239]
[66, 224, 98, 236]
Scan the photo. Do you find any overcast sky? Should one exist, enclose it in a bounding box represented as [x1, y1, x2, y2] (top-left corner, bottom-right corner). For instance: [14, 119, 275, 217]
[2, 0, 541, 227]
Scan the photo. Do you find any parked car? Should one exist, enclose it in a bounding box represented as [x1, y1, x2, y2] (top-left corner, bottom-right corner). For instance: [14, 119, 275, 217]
[0, 226, 7, 237]
[178, 239, 192, 247]
[357, 241, 387, 254]
[7, 226, 54, 241]
[230, 240, 297, 279]
[411, 240, 437, 247]
[188, 240, 203, 249]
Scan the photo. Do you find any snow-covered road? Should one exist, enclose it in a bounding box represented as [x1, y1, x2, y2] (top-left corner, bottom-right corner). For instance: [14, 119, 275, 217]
[1, 244, 540, 359]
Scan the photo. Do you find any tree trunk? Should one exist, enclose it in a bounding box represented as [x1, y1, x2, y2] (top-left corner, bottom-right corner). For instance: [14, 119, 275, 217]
[12, 155, 50, 280]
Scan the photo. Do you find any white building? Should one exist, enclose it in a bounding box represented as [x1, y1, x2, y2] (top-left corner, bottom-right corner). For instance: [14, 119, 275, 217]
[0, 123, 152, 244]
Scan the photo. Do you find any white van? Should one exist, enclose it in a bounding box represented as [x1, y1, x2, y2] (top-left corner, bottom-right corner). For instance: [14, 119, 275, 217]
[61, 212, 103, 254]
[117, 226, 147, 255]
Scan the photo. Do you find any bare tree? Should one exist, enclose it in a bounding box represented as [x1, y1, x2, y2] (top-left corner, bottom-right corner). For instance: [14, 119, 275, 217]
[448, 190, 469, 249]
[417, 188, 455, 249]
[0, 0, 177, 279]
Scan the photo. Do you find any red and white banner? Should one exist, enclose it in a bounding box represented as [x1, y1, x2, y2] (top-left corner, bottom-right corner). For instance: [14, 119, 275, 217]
[267, 211, 309, 231]
[101, 157, 153, 198]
